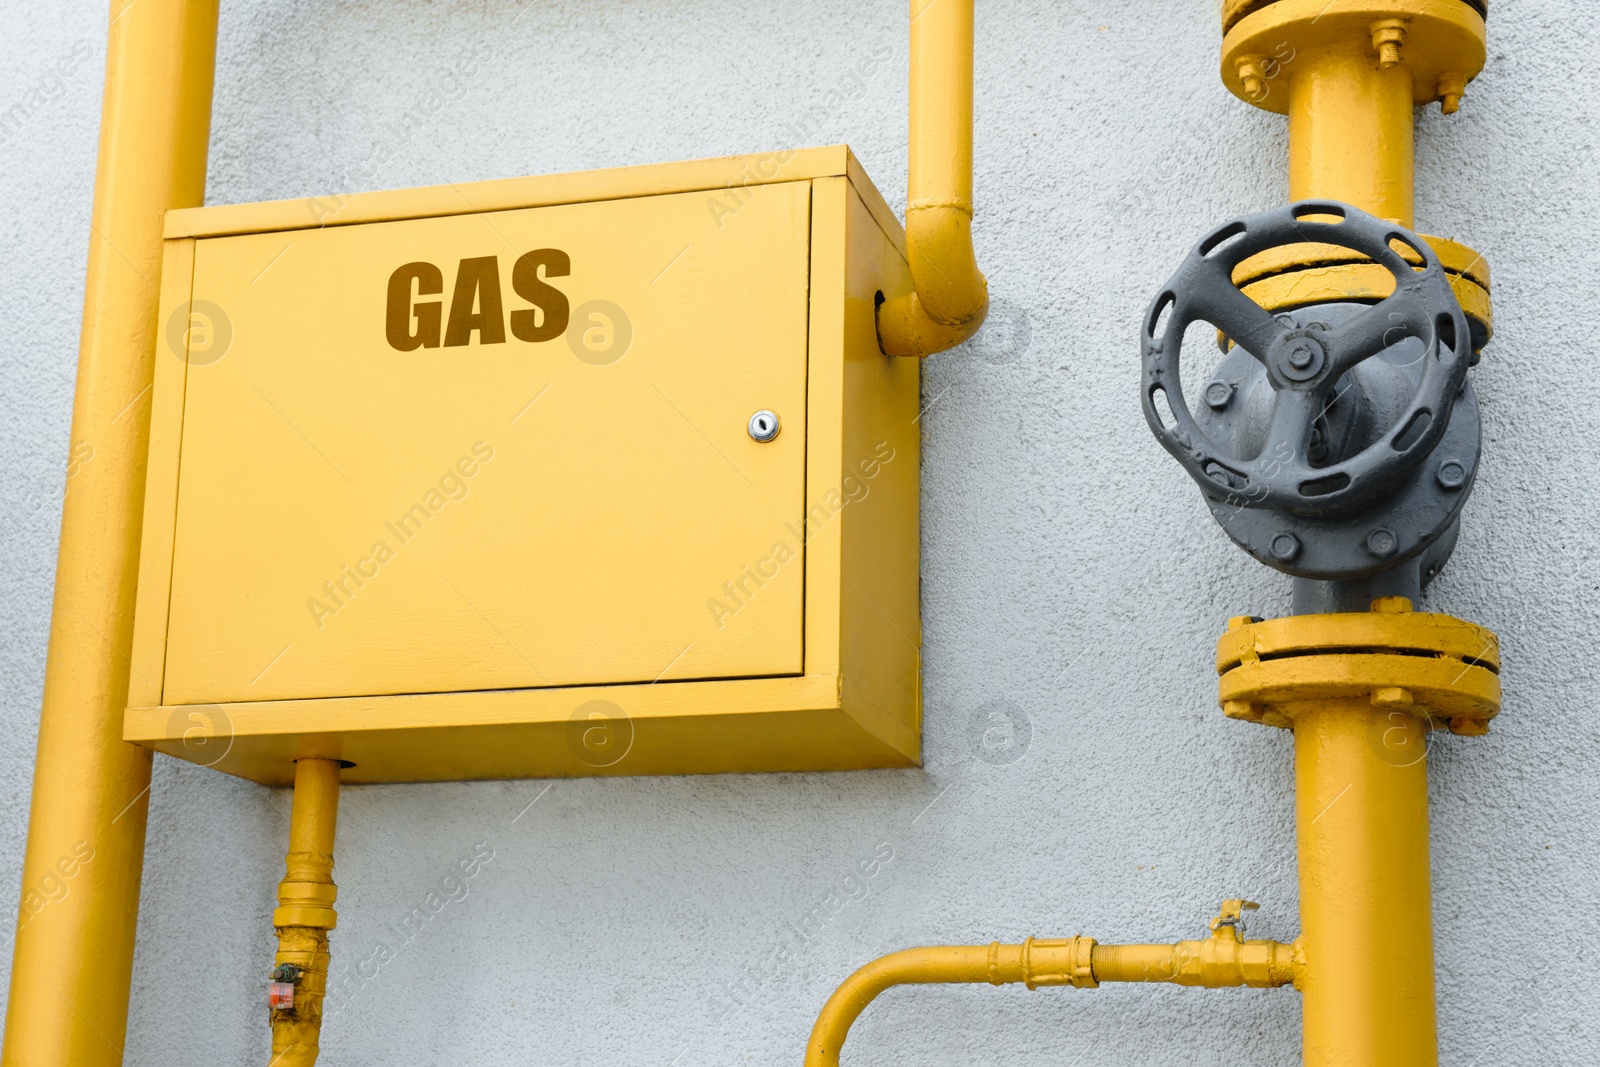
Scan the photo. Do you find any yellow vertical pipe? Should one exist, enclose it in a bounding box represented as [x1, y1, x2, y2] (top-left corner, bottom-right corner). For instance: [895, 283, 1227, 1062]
[270, 758, 343, 1066]
[1284, 30, 1436, 1066]
[1294, 699, 1437, 1066]
[905, 0, 977, 322]
[875, 0, 989, 356]
[2, 2, 219, 1065]
[1288, 48, 1416, 226]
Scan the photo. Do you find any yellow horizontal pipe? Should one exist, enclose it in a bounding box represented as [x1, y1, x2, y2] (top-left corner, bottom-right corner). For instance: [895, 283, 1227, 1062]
[877, 0, 989, 357]
[1092, 938, 1298, 988]
[805, 930, 1297, 1066]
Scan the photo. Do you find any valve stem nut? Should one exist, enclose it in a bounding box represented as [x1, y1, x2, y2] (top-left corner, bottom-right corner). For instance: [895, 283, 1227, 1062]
[1371, 19, 1408, 69]
[1268, 533, 1301, 562]
[1364, 528, 1399, 558]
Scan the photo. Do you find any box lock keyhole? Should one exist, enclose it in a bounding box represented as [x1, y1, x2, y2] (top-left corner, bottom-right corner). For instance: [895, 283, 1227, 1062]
[748, 410, 780, 442]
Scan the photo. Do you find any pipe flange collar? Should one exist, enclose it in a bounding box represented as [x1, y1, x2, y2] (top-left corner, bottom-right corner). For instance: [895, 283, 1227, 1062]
[1221, 0, 1487, 114]
[1215, 605, 1501, 733]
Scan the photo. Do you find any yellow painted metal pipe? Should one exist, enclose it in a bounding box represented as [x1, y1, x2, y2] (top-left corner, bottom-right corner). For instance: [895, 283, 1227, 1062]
[1, 2, 219, 1065]
[1217, 600, 1501, 1067]
[1092, 936, 1299, 989]
[1293, 699, 1437, 1066]
[805, 908, 1299, 1066]
[1288, 48, 1416, 225]
[1279, 21, 1444, 1063]
[269, 758, 343, 1066]
[876, 0, 989, 357]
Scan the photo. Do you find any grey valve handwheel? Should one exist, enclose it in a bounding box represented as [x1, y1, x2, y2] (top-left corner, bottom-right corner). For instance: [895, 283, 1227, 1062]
[1141, 201, 1472, 517]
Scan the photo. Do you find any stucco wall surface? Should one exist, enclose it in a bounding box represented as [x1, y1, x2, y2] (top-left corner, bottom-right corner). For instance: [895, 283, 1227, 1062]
[1, 1, 1595, 1064]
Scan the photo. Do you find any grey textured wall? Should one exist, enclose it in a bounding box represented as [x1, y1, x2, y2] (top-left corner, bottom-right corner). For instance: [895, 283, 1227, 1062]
[2, 1, 1596, 1064]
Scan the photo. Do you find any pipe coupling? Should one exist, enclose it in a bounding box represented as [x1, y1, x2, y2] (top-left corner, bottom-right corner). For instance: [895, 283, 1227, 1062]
[1012, 935, 1098, 989]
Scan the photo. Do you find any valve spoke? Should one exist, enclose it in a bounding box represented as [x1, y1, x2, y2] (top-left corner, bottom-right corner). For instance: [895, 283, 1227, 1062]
[1322, 286, 1434, 379]
[1260, 386, 1324, 467]
[1185, 266, 1288, 364]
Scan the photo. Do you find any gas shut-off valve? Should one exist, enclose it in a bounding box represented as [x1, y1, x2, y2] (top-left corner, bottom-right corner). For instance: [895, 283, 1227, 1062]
[1140, 202, 1482, 612]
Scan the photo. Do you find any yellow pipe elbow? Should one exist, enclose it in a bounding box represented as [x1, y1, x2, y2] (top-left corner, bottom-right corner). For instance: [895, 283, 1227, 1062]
[878, 0, 990, 358]
[804, 940, 1096, 1066]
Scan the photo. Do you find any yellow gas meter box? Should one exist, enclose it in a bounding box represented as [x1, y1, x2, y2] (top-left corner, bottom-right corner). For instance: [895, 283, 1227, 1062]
[125, 147, 921, 785]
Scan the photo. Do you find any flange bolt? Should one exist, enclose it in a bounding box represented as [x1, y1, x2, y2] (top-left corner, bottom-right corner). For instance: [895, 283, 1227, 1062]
[1204, 380, 1235, 411]
[1235, 56, 1267, 101]
[1436, 459, 1468, 490]
[1365, 528, 1399, 558]
[1269, 533, 1301, 562]
[1371, 19, 1408, 69]
[1438, 72, 1468, 115]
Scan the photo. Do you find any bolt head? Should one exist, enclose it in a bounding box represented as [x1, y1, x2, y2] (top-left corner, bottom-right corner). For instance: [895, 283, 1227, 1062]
[1204, 380, 1235, 410]
[1370, 686, 1414, 708]
[1436, 459, 1467, 490]
[1365, 528, 1399, 558]
[1269, 533, 1301, 562]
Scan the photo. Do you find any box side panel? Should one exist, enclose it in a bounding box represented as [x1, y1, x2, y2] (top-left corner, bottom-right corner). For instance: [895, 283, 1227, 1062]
[835, 179, 920, 760]
[127, 237, 196, 709]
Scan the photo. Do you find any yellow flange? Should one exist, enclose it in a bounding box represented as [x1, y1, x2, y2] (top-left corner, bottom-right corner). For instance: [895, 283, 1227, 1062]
[1234, 234, 1492, 350]
[1221, 0, 1487, 114]
[1216, 597, 1501, 735]
[1222, 0, 1486, 36]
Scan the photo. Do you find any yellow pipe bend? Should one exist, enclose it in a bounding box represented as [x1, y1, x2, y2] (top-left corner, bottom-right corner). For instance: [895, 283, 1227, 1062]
[877, 0, 990, 357]
[804, 943, 1075, 1067]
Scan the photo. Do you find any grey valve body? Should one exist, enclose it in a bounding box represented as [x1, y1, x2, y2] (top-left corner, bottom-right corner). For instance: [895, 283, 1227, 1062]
[1140, 202, 1483, 612]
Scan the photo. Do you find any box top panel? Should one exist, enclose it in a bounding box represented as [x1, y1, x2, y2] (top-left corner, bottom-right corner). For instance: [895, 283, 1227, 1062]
[164, 145, 904, 255]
